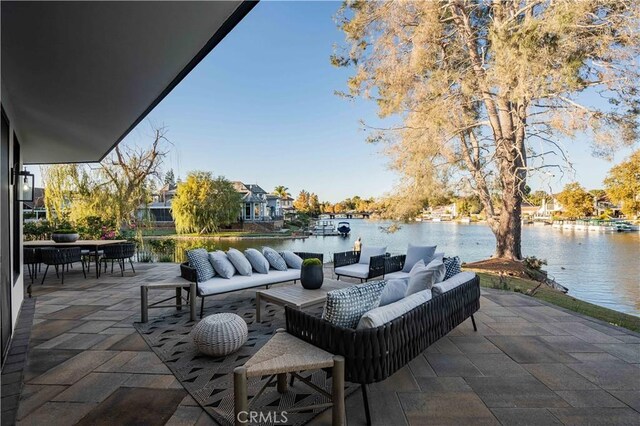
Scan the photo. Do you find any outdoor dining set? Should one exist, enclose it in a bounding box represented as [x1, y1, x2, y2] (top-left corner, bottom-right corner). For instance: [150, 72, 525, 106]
[22, 240, 137, 288]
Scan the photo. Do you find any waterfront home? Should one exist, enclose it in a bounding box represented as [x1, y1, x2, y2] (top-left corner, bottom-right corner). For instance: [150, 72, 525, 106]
[233, 182, 269, 221]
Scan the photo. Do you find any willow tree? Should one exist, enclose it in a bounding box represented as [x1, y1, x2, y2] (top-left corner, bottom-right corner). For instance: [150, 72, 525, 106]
[333, 0, 639, 259]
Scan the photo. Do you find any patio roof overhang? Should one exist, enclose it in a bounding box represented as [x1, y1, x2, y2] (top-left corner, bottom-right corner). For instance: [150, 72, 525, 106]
[1, 1, 257, 164]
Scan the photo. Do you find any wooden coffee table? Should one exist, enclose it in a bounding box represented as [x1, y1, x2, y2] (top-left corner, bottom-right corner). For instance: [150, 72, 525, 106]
[255, 278, 348, 322]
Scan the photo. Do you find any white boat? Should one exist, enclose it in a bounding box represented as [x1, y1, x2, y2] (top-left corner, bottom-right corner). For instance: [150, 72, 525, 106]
[459, 217, 471, 224]
[310, 220, 341, 236]
[432, 217, 442, 222]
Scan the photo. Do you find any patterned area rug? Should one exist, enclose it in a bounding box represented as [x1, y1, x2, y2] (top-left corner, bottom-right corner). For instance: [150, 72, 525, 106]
[135, 292, 357, 426]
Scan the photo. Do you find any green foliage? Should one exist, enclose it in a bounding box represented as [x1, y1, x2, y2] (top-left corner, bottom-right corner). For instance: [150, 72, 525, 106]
[302, 258, 322, 267]
[293, 190, 321, 216]
[523, 256, 548, 271]
[53, 228, 78, 234]
[23, 220, 53, 241]
[557, 183, 594, 219]
[604, 150, 640, 218]
[272, 185, 291, 198]
[171, 171, 242, 234]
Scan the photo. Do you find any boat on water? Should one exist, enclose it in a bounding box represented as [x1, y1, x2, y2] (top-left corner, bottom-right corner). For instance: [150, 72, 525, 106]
[310, 220, 341, 236]
[459, 217, 471, 224]
[337, 221, 351, 236]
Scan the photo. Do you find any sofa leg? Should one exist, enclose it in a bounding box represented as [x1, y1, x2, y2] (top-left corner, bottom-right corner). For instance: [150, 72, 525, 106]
[361, 384, 372, 426]
[336, 275, 340, 281]
[200, 297, 205, 318]
[471, 314, 478, 332]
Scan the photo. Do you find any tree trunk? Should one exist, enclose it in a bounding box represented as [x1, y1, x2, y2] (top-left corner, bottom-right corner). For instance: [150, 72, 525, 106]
[492, 182, 523, 260]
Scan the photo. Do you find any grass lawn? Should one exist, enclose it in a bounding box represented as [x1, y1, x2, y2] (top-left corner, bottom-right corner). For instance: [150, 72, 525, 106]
[474, 271, 640, 333]
[142, 230, 295, 238]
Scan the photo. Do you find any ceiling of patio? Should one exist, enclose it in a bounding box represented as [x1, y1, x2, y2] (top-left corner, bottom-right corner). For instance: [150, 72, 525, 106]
[1, 1, 256, 164]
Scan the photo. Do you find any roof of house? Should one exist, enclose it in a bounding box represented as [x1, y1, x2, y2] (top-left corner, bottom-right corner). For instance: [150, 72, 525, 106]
[242, 192, 265, 203]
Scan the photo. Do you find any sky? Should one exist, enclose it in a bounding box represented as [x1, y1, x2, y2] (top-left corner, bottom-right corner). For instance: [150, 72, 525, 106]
[37, 1, 636, 203]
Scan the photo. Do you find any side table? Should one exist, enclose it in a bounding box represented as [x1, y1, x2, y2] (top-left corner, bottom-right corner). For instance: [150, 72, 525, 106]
[140, 281, 197, 323]
[233, 329, 345, 426]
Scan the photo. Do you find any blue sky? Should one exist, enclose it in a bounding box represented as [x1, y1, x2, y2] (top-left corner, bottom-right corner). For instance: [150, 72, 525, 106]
[44, 1, 636, 203]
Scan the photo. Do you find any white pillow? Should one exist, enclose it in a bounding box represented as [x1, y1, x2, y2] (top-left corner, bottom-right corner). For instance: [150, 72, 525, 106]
[405, 258, 445, 296]
[379, 278, 408, 306]
[208, 251, 236, 279]
[358, 245, 386, 264]
[402, 244, 437, 272]
[226, 248, 252, 276]
[244, 248, 270, 274]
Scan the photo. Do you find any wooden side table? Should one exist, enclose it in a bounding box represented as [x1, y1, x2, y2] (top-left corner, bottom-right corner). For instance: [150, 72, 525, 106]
[233, 329, 345, 426]
[140, 281, 196, 323]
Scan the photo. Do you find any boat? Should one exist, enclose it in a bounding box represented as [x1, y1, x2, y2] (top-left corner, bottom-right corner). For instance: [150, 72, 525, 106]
[310, 220, 341, 236]
[459, 217, 471, 224]
[337, 221, 351, 236]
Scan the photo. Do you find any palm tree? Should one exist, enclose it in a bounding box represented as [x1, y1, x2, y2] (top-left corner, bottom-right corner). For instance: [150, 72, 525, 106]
[273, 185, 291, 198]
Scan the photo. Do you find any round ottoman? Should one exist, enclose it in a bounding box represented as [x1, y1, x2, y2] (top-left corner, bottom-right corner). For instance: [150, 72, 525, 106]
[192, 313, 248, 357]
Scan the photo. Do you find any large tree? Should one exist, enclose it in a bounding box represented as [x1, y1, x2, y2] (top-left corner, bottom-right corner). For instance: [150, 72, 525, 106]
[334, 0, 639, 259]
[556, 182, 594, 218]
[171, 171, 241, 234]
[604, 149, 640, 218]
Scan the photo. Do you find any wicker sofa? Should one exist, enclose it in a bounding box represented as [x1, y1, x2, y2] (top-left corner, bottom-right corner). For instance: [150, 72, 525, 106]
[285, 272, 480, 425]
[180, 251, 323, 317]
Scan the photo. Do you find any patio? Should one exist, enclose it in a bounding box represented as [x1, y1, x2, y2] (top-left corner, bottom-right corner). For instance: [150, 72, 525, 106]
[2, 263, 639, 426]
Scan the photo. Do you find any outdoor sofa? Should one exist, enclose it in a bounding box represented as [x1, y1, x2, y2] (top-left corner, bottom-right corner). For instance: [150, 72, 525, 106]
[333, 247, 388, 282]
[285, 271, 480, 425]
[180, 251, 323, 317]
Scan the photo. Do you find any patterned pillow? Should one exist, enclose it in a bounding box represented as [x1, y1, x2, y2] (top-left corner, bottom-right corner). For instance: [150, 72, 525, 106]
[322, 281, 386, 328]
[186, 248, 215, 282]
[262, 247, 287, 271]
[443, 256, 462, 280]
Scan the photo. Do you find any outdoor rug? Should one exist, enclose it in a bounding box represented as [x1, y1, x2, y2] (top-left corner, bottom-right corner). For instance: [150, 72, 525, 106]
[135, 292, 358, 426]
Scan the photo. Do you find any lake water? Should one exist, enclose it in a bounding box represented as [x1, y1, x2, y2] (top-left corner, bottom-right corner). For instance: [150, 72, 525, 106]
[167, 220, 640, 317]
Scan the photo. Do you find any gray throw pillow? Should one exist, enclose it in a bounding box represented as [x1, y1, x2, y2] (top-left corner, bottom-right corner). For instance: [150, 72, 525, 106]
[262, 247, 287, 271]
[186, 248, 215, 282]
[379, 278, 409, 306]
[244, 248, 270, 274]
[280, 251, 303, 269]
[358, 245, 386, 264]
[226, 248, 252, 276]
[208, 251, 236, 279]
[402, 244, 437, 272]
[322, 281, 386, 328]
[405, 258, 446, 296]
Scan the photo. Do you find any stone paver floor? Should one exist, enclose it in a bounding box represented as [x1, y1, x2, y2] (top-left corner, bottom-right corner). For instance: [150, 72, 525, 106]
[3, 263, 640, 425]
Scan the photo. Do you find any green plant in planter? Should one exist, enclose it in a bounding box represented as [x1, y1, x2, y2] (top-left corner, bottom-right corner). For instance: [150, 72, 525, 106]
[54, 228, 78, 234]
[301, 257, 323, 289]
[302, 258, 322, 267]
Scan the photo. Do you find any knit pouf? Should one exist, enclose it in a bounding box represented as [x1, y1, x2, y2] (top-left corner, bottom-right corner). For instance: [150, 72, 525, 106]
[192, 313, 248, 357]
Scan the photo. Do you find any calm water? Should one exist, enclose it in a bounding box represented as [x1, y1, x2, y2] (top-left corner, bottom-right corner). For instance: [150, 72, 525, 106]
[168, 220, 640, 316]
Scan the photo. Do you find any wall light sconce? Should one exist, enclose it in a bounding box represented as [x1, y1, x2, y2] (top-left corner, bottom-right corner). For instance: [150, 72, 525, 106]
[14, 167, 34, 202]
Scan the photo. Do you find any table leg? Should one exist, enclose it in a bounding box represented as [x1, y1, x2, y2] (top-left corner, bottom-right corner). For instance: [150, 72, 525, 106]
[234, 367, 248, 426]
[332, 355, 345, 426]
[176, 287, 182, 311]
[277, 373, 287, 393]
[141, 286, 148, 323]
[256, 292, 262, 323]
[94, 248, 100, 278]
[189, 283, 197, 322]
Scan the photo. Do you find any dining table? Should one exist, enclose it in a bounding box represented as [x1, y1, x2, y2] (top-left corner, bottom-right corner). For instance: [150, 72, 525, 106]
[23, 239, 128, 279]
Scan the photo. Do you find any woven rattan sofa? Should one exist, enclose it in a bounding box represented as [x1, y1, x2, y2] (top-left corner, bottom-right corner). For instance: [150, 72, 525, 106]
[285, 272, 480, 425]
[180, 251, 323, 317]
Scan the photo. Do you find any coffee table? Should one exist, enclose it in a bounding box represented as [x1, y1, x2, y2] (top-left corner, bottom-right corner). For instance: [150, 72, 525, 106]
[255, 278, 348, 322]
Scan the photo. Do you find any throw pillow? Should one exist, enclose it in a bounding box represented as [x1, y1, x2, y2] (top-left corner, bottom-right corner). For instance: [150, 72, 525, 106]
[379, 278, 409, 306]
[405, 258, 446, 296]
[402, 244, 437, 272]
[322, 281, 385, 328]
[186, 248, 215, 282]
[280, 251, 303, 269]
[244, 248, 270, 274]
[262, 247, 287, 271]
[358, 245, 386, 265]
[226, 249, 252, 276]
[443, 256, 462, 280]
[208, 251, 236, 279]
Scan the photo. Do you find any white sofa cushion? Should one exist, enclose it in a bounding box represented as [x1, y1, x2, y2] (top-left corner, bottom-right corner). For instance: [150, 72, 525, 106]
[402, 244, 437, 272]
[357, 289, 432, 329]
[432, 271, 476, 296]
[335, 263, 369, 279]
[198, 269, 301, 296]
[385, 270, 410, 280]
[226, 249, 252, 276]
[244, 248, 270, 274]
[281, 251, 303, 269]
[208, 251, 236, 279]
[379, 278, 409, 306]
[358, 245, 386, 264]
[405, 258, 446, 296]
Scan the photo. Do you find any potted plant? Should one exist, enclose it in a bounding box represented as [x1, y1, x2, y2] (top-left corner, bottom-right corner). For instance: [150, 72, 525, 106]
[300, 257, 324, 289]
[51, 228, 80, 243]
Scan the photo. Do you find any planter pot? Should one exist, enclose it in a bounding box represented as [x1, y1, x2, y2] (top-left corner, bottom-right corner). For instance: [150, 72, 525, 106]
[52, 233, 79, 243]
[300, 264, 324, 289]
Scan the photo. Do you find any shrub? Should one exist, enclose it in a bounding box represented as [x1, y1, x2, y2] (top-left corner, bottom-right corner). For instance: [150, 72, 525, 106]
[158, 254, 174, 263]
[523, 256, 547, 271]
[302, 258, 322, 267]
[53, 228, 78, 234]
